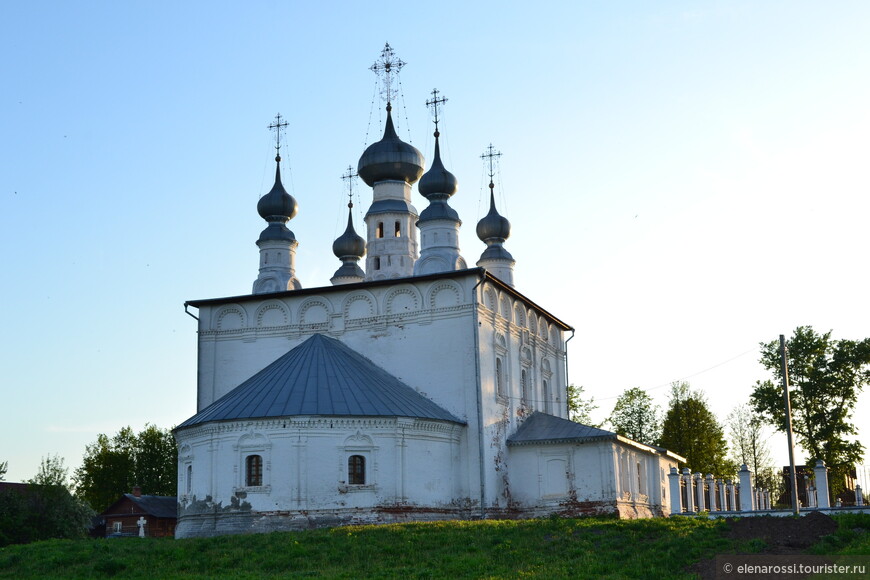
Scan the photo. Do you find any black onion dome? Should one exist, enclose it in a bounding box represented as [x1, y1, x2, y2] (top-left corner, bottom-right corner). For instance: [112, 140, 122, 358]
[333, 207, 366, 259]
[418, 135, 457, 198]
[476, 191, 511, 242]
[358, 107, 424, 186]
[257, 159, 299, 222]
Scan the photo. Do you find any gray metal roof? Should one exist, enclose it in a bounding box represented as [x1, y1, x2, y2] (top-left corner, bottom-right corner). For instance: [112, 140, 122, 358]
[102, 494, 178, 519]
[507, 412, 618, 446]
[177, 334, 464, 429]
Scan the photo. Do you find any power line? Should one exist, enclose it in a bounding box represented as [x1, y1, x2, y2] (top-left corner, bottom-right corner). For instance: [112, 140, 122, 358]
[594, 345, 760, 402]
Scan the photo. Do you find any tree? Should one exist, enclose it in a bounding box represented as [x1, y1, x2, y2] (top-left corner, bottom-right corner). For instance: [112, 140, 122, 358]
[751, 326, 870, 498]
[726, 404, 779, 496]
[567, 384, 600, 426]
[608, 387, 662, 446]
[0, 460, 7, 481]
[0, 455, 93, 546]
[74, 424, 177, 512]
[29, 454, 69, 487]
[659, 382, 735, 476]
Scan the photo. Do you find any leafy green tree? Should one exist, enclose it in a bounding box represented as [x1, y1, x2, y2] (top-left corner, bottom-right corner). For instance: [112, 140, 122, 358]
[659, 382, 735, 476]
[29, 454, 69, 487]
[74, 424, 177, 512]
[726, 404, 780, 496]
[0, 455, 93, 546]
[567, 384, 600, 426]
[134, 424, 178, 495]
[27, 455, 93, 543]
[608, 387, 662, 445]
[750, 326, 870, 498]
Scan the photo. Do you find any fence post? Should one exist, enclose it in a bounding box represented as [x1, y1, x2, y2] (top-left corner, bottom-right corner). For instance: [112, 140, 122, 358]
[705, 474, 715, 510]
[856, 485, 863, 507]
[814, 460, 830, 508]
[694, 473, 704, 511]
[668, 467, 682, 514]
[727, 480, 736, 511]
[683, 468, 694, 513]
[717, 478, 726, 512]
[739, 464, 754, 511]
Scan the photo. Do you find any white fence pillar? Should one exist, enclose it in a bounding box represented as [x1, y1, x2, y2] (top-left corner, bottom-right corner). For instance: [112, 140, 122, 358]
[717, 478, 726, 512]
[856, 485, 863, 507]
[814, 460, 830, 508]
[739, 464, 754, 511]
[668, 467, 682, 514]
[727, 480, 736, 511]
[694, 473, 704, 511]
[705, 474, 715, 510]
[683, 468, 694, 512]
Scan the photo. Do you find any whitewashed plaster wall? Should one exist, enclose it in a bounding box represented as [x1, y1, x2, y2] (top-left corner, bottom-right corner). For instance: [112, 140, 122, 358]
[474, 280, 568, 509]
[507, 442, 611, 507]
[177, 417, 464, 513]
[506, 440, 675, 516]
[187, 271, 570, 515]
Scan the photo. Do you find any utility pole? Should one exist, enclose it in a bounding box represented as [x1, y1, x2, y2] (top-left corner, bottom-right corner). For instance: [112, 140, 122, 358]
[781, 334, 800, 516]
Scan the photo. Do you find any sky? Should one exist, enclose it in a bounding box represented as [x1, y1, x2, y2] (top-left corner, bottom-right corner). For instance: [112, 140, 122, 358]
[2, 1, 869, 485]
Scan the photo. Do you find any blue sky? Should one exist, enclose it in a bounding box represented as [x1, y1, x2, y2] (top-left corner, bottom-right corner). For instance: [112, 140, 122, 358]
[2, 1, 868, 484]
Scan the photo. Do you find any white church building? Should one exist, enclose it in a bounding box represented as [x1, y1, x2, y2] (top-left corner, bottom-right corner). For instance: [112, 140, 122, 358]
[174, 45, 682, 538]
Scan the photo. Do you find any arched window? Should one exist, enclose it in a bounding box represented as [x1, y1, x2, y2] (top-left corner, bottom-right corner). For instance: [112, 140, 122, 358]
[521, 369, 529, 407]
[374, 257, 381, 270]
[495, 358, 505, 398]
[376, 222, 384, 238]
[542, 379, 550, 414]
[186, 465, 192, 495]
[394, 221, 401, 237]
[246, 454, 263, 486]
[348, 455, 366, 485]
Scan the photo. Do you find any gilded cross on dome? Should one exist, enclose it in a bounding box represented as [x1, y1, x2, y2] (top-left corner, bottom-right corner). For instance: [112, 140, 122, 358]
[267, 113, 289, 158]
[370, 43, 405, 105]
[481, 143, 502, 191]
[340, 165, 357, 208]
[426, 88, 448, 133]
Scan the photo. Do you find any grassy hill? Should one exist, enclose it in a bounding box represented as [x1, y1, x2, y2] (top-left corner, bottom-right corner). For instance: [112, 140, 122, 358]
[1, 514, 867, 579]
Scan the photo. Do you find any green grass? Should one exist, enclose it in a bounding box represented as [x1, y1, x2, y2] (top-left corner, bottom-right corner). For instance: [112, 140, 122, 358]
[807, 513, 870, 556]
[0, 514, 866, 579]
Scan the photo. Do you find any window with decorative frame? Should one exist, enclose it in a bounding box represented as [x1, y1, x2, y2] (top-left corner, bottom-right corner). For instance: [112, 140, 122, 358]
[542, 379, 550, 414]
[521, 369, 529, 407]
[495, 357, 505, 399]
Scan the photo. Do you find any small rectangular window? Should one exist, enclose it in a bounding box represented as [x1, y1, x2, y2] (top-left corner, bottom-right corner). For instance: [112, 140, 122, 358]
[246, 454, 263, 486]
[113, 521, 122, 533]
[348, 455, 366, 485]
[394, 221, 401, 237]
[376, 222, 384, 238]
